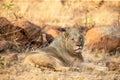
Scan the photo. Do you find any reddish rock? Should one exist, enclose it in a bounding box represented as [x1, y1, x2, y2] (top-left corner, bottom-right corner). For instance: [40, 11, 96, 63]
[0, 40, 10, 52]
[43, 25, 66, 43]
[13, 19, 42, 43]
[0, 17, 15, 40]
[46, 28, 61, 38]
[13, 19, 43, 50]
[0, 17, 43, 52]
[0, 17, 11, 27]
[85, 26, 120, 53]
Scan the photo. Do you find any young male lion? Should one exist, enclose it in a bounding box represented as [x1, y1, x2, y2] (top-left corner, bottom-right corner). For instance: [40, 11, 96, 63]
[24, 27, 84, 71]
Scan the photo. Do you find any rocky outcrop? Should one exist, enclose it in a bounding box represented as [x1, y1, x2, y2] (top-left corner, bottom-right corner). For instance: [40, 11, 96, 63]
[85, 26, 120, 54]
[0, 17, 43, 53]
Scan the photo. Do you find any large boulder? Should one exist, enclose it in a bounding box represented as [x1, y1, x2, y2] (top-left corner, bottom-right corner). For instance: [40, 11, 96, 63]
[0, 40, 11, 52]
[13, 19, 43, 50]
[0, 17, 43, 52]
[0, 40, 20, 53]
[13, 19, 42, 43]
[0, 17, 11, 27]
[85, 26, 120, 54]
[0, 17, 15, 40]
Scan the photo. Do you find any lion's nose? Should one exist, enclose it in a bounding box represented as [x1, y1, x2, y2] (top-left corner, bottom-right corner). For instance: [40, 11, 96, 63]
[76, 42, 82, 46]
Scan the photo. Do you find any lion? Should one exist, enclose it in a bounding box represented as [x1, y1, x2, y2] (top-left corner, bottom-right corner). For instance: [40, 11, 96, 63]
[24, 27, 84, 71]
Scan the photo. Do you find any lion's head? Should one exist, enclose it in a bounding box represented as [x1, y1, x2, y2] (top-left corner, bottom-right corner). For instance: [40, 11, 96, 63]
[63, 28, 84, 54]
[49, 27, 84, 60]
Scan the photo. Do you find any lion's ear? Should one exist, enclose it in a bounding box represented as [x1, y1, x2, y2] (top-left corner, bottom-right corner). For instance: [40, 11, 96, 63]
[63, 32, 69, 38]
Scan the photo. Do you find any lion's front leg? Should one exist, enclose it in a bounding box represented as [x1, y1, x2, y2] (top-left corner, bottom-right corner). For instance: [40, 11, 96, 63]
[54, 66, 70, 71]
[53, 59, 70, 71]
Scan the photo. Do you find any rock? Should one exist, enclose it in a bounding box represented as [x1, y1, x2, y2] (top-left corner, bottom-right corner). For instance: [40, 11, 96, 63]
[0, 40, 15, 53]
[13, 19, 42, 43]
[0, 17, 11, 27]
[0, 17, 43, 52]
[12, 19, 43, 50]
[43, 25, 66, 43]
[0, 17, 14, 40]
[85, 26, 120, 54]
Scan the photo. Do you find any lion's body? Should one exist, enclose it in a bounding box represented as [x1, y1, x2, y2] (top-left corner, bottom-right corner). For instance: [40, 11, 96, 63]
[24, 28, 84, 71]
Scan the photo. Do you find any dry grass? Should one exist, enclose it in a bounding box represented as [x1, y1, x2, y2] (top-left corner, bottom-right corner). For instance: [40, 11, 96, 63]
[0, 51, 119, 80]
[0, 0, 119, 27]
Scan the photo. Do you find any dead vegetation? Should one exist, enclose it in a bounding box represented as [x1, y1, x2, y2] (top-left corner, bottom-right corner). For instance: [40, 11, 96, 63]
[0, 0, 120, 27]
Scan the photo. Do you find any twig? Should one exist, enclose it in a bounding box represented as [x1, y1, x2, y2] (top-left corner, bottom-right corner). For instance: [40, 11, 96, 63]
[0, 29, 22, 37]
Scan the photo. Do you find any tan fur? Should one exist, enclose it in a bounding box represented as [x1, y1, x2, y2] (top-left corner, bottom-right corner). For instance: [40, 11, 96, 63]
[24, 28, 84, 71]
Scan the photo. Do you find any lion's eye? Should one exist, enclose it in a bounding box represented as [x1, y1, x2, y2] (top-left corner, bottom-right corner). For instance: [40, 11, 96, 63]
[71, 38, 74, 40]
